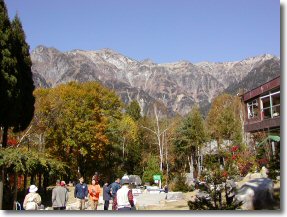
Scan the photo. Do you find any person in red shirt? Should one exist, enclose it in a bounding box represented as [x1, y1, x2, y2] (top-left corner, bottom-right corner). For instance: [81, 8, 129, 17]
[88, 179, 101, 210]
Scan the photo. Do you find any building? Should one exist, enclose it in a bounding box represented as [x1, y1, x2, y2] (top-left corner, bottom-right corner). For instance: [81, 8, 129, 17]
[242, 76, 280, 134]
[242, 76, 280, 158]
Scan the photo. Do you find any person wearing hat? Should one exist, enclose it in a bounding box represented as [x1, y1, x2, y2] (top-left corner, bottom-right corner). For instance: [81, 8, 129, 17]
[52, 180, 69, 210]
[74, 177, 88, 210]
[112, 175, 135, 211]
[23, 185, 42, 210]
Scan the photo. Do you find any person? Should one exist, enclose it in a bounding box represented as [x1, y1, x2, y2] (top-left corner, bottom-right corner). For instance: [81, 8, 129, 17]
[52, 180, 69, 210]
[112, 175, 135, 210]
[23, 185, 42, 210]
[110, 178, 121, 210]
[92, 172, 99, 182]
[103, 182, 111, 210]
[61, 180, 67, 188]
[164, 185, 169, 193]
[74, 177, 88, 210]
[110, 178, 121, 198]
[88, 179, 101, 210]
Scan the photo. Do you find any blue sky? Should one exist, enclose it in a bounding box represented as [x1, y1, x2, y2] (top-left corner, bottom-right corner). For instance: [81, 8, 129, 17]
[6, 0, 280, 63]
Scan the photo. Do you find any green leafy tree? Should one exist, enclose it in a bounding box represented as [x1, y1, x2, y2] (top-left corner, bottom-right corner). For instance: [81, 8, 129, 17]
[174, 105, 207, 179]
[126, 100, 142, 121]
[0, 147, 67, 209]
[117, 115, 142, 174]
[142, 155, 162, 184]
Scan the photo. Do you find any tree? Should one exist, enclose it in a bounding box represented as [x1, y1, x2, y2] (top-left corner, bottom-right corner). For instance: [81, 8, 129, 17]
[0, 1, 35, 209]
[206, 94, 243, 150]
[33, 82, 123, 179]
[174, 105, 207, 179]
[126, 100, 142, 121]
[141, 104, 169, 174]
[0, 0, 16, 148]
[10, 15, 35, 133]
[0, 147, 67, 209]
[142, 155, 162, 184]
[118, 115, 138, 159]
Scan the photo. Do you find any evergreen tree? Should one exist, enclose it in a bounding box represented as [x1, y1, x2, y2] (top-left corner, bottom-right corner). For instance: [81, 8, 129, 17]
[10, 15, 35, 133]
[174, 105, 207, 178]
[0, 2, 35, 148]
[142, 155, 162, 184]
[126, 100, 141, 121]
[0, 1, 35, 209]
[0, 0, 17, 147]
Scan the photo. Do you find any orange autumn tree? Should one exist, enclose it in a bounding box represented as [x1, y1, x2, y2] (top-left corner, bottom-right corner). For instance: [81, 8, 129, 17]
[33, 81, 123, 179]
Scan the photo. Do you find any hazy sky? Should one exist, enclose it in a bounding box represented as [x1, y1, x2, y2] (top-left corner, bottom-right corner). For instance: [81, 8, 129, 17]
[6, 0, 280, 63]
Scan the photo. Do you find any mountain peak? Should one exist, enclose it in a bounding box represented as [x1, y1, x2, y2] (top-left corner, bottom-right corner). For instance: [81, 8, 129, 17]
[30, 47, 280, 116]
[32, 45, 61, 54]
[238, 53, 278, 65]
[98, 48, 120, 54]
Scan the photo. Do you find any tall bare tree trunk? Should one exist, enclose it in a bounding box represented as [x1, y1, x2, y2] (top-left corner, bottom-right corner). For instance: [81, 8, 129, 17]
[0, 126, 8, 209]
[141, 105, 168, 174]
[13, 173, 18, 210]
[188, 155, 194, 179]
[164, 132, 169, 185]
[38, 173, 42, 190]
[24, 174, 27, 192]
[0, 168, 4, 210]
[154, 105, 163, 172]
[197, 148, 202, 178]
[122, 137, 126, 159]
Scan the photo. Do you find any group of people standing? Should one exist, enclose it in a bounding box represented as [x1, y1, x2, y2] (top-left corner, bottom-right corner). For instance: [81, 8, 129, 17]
[22, 179, 68, 210]
[22, 174, 136, 211]
[74, 175, 136, 211]
[74, 176, 101, 210]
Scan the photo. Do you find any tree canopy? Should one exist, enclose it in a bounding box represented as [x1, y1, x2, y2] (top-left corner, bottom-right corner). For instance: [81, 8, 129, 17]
[33, 81, 123, 179]
[206, 93, 243, 147]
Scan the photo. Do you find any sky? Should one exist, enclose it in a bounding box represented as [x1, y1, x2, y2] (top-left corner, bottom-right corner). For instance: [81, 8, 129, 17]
[5, 0, 280, 63]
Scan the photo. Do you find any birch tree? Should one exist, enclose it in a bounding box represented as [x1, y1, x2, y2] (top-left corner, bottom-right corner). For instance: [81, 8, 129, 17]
[141, 104, 169, 173]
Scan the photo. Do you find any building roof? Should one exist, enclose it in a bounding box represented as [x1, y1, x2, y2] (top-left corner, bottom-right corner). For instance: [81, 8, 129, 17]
[243, 76, 280, 102]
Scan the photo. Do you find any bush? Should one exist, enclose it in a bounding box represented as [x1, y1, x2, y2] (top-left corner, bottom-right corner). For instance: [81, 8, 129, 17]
[173, 173, 194, 192]
[142, 155, 162, 184]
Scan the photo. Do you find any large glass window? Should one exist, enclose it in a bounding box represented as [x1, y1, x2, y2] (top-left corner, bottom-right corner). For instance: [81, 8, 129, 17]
[260, 90, 280, 119]
[271, 92, 280, 117]
[247, 99, 259, 119]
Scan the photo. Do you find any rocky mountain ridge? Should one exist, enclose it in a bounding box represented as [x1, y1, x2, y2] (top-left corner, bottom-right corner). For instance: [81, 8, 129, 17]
[31, 46, 280, 116]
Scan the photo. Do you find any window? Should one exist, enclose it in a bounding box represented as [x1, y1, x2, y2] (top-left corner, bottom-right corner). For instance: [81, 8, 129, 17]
[247, 99, 259, 119]
[271, 92, 280, 117]
[260, 90, 280, 119]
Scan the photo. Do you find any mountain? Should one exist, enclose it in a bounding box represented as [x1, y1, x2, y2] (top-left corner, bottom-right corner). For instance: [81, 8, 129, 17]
[31, 45, 280, 116]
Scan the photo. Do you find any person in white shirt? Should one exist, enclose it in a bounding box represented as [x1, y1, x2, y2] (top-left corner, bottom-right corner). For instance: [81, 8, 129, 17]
[112, 175, 135, 210]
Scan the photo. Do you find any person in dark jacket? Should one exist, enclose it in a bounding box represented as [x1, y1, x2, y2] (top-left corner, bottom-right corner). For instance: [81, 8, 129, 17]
[74, 177, 88, 210]
[103, 182, 111, 210]
[110, 178, 121, 198]
[110, 178, 121, 210]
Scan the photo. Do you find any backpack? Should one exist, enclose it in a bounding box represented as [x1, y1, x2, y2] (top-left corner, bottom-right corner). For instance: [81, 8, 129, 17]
[25, 194, 38, 210]
[25, 201, 37, 210]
